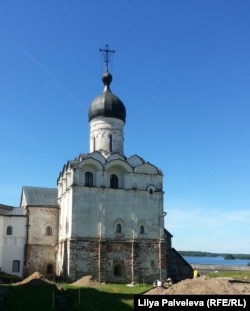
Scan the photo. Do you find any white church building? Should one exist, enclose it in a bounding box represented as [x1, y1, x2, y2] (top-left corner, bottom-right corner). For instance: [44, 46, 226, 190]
[0, 50, 192, 283]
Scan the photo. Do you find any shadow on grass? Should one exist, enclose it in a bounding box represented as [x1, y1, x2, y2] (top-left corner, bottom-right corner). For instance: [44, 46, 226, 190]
[3, 284, 141, 311]
[56, 287, 136, 311]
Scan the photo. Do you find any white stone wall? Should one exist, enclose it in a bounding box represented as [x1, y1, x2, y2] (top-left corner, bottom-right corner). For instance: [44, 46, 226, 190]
[56, 151, 165, 280]
[73, 187, 163, 240]
[58, 189, 73, 240]
[0, 216, 3, 271]
[0, 215, 26, 277]
[57, 181, 73, 277]
[90, 117, 124, 154]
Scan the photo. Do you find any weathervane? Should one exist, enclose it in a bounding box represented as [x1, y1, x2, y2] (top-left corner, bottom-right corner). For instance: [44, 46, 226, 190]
[100, 44, 115, 72]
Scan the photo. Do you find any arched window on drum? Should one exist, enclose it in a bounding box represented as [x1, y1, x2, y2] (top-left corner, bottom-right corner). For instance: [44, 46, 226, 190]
[85, 171, 94, 187]
[110, 174, 118, 189]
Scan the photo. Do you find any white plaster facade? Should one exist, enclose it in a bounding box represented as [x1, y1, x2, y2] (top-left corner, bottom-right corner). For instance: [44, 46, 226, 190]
[0, 207, 26, 277]
[90, 117, 125, 154]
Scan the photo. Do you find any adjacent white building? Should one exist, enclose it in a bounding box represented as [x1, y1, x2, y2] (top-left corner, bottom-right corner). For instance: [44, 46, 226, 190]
[0, 205, 26, 277]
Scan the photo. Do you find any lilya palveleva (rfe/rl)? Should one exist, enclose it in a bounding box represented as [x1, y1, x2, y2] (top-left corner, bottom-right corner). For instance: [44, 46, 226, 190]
[134, 296, 248, 309]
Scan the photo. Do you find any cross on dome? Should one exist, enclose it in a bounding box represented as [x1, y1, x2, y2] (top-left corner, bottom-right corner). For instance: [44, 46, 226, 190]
[99, 44, 115, 72]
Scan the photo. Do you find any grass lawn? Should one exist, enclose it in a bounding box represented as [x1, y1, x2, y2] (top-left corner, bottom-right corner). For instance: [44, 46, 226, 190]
[2, 271, 250, 310]
[207, 270, 250, 280]
[2, 283, 152, 311]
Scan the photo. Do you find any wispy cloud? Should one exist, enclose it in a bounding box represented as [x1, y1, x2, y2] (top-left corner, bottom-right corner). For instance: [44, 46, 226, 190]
[3, 33, 80, 104]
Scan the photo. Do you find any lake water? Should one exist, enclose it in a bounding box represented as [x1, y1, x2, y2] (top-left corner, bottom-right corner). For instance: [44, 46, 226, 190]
[184, 256, 250, 266]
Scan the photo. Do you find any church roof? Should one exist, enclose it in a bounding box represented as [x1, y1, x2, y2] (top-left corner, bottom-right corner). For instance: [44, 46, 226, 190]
[88, 71, 126, 122]
[0, 204, 15, 215]
[22, 186, 58, 207]
[0, 204, 25, 216]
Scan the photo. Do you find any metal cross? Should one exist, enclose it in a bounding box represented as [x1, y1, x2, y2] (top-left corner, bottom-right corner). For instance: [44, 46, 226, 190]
[99, 44, 115, 72]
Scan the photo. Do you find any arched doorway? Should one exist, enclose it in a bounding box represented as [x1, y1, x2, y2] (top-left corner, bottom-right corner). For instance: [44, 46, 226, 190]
[114, 263, 123, 276]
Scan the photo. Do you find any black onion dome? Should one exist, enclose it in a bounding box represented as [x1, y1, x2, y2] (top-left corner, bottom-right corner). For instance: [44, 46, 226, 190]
[88, 72, 126, 122]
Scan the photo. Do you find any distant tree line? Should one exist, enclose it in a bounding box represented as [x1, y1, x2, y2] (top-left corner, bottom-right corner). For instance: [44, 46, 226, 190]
[179, 251, 250, 260]
[178, 251, 219, 257]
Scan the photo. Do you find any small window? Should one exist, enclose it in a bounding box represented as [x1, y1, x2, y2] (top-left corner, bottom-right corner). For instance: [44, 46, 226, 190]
[109, 134, 113, 152]
[147, 185, 156, 194]
[110, 174, 118, 189]
[139, 225, 145, 234]
[46, 226, 52, 236]
[12, 260, 20, 272]
[6, 226, 12, 235]
[116, 223, 122, 233]
[85, 171, 93, 187]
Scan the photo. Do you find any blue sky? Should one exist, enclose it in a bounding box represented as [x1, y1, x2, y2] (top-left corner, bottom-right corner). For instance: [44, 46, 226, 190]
[0, 0, 249, 254]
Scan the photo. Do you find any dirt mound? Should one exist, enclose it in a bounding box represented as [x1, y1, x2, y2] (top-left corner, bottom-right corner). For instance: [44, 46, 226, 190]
[16, 271, 53, 286]
[145, 275, 250, 295]
[71, 275, 100, 287]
